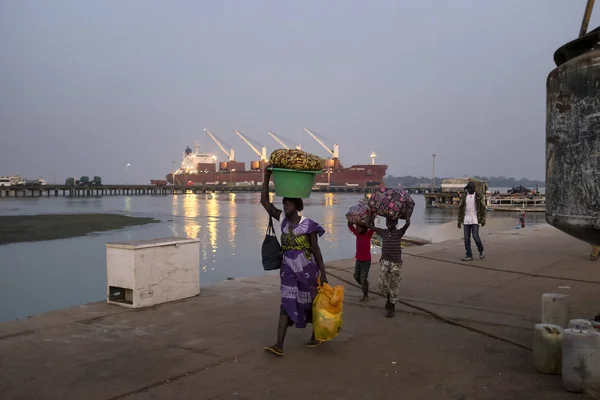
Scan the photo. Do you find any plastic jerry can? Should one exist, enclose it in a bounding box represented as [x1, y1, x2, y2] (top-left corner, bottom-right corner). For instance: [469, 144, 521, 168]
[568, 319, 594, 331]
[562, 328, 600, 394]
[533, 324, 564, 374]
[541, 293, 570, 328]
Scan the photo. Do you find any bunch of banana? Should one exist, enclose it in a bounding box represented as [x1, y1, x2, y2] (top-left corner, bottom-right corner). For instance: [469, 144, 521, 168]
[269, 149, 325, 171]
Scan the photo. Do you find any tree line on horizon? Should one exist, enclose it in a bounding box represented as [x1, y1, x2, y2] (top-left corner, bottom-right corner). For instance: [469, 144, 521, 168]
[385, 175, 545, 188]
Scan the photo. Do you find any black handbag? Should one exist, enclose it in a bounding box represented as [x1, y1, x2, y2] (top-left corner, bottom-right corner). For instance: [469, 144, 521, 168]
[261, 215, 283, 271]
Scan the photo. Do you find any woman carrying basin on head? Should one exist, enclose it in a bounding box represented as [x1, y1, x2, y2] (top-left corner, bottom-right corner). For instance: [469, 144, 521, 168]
[260, 167, 328, 357]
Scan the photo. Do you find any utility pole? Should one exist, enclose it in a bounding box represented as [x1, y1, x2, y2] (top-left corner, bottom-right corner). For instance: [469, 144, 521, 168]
[432, 154, 436, 191]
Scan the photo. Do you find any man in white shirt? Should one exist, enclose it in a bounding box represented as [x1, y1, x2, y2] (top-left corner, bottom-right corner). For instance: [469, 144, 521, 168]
[457, 181, 486, 261]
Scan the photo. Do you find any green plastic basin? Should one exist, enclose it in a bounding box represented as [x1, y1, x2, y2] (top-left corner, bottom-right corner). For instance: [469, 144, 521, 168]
[270, 168, 321, 199]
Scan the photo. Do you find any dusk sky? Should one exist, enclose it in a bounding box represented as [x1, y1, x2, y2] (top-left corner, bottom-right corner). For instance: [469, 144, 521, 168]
[1, 1, 597, 184]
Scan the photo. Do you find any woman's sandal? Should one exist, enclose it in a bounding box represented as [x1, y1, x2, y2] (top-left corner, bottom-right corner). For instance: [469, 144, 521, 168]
[306, 339, 324, 348]
[263, 345, 284, 357]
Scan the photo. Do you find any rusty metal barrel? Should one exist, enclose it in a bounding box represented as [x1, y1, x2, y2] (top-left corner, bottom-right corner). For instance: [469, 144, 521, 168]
[546, 27, 600, 246]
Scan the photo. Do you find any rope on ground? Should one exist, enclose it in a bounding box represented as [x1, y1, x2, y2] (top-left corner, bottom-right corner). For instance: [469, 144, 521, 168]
[325, 267, 533, 351]
[402, 252, 600, 285]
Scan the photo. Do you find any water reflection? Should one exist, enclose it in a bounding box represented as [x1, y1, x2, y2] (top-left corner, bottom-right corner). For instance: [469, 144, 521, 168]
[183, 194, 200, 239]
[124, 196, 132, 213]
[228, 193, 237, 253]
[324, 192, 334, 207]
[322, 194, 336, 248]
[120, 197, 135, 241]
[206, 193, 219, 255]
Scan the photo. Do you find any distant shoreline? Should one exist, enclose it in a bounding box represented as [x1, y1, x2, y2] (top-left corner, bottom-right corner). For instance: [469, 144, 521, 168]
[0, 213, 159, 245]
[385, 175, 545, 189]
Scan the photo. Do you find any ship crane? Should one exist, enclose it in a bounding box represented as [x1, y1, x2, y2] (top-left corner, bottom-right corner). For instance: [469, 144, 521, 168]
[204, 129, 235, 161]
[267, 131, 301, 150]
[303, 127, 339, 159]
[233, 129, 267, 161]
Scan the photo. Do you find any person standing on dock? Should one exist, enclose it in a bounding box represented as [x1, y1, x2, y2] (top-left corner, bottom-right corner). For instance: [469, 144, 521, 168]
[517, 211, 526, 229]
[590, 245, 600, 261]
[457, 181, 486, 261]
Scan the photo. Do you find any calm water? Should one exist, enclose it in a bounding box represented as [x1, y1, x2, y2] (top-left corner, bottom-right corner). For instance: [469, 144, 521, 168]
[0, 191, 545, 323]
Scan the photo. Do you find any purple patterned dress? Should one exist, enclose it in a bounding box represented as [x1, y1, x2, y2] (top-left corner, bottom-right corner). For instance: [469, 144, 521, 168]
[279, 216, 325, 329]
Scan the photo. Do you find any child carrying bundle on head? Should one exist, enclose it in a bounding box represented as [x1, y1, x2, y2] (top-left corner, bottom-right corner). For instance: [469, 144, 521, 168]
[347, 221, 374, 302]
[364, 187, 414, 317]
[363, 209, 410, 318]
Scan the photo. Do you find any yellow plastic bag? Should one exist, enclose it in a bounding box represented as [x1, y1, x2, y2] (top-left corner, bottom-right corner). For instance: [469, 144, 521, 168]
[312, 282, 344, 342]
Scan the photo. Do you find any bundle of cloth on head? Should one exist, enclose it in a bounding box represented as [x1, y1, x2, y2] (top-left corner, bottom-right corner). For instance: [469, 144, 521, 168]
[367, 187, 415, 220]
[345, 202, 370, 225]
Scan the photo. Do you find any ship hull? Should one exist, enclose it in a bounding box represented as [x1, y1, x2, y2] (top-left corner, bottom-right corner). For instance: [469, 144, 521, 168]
[167, 164, 387, 187]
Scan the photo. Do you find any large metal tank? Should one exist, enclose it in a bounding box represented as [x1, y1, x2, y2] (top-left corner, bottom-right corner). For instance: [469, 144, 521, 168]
[546, 27, 600, 246]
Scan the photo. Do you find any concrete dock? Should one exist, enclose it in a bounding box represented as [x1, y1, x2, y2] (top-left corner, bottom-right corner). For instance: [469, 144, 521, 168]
[1, 224, 598, 399]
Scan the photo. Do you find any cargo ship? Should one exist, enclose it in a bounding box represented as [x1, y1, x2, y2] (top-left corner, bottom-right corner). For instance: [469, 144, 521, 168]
[166, 129, 388, 187]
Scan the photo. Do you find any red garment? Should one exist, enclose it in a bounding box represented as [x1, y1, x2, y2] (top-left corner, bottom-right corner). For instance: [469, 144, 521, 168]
[348, 224, 374, 261]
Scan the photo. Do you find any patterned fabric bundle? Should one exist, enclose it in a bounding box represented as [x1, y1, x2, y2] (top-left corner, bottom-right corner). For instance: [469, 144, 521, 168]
[367, 187, 415, 220]
[345, 202, 370, 225]
[269, 149, 325, 171]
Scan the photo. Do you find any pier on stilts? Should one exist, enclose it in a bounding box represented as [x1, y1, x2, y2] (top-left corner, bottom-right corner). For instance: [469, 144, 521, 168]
[0, 184, 433, 198]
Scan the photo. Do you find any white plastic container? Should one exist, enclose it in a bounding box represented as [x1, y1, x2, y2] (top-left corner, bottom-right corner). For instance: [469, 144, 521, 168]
[568, 319, 594, 331]
[106, 237, 200, 308]
[532, 324, 563, 374]
[562, 328, 600, 393]
[541, 293, 570, 328]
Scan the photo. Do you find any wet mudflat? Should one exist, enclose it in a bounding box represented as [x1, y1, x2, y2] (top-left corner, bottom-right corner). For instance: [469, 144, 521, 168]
[0, 213, 158, 245]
